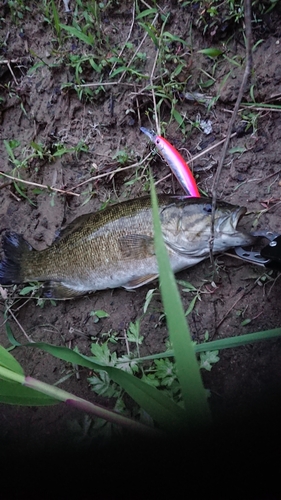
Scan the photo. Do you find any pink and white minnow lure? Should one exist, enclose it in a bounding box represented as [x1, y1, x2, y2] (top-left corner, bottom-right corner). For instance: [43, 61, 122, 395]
[140, 127, 200, 198]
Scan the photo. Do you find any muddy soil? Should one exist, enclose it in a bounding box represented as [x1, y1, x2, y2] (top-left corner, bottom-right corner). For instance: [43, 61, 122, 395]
[1, 1, 281, 461]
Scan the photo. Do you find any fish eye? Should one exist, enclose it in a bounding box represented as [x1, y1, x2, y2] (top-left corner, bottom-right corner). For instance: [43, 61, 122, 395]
[156, 138, 160, 145]
[204, 204, 212, 213]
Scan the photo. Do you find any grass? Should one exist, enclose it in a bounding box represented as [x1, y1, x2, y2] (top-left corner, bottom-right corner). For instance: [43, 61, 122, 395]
[1, 0, 279, 203]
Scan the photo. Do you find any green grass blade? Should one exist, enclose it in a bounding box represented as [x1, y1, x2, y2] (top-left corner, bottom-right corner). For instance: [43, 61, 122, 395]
[241, 102, 281, 110]
[4, 316, 21, 346]
[134, 328, 281, 363]
[0, 347, 57, 405]
[0, 376, 58, 405]
[60, 24, 94, 45]
[138, 22, 159, 47]
[195, 328, 281, 352]
[136, 8, 158, 20]
[0, 364, 159, 434]
[0, 344, 24, 375]
[51, 0, 61, 39]
[150, 176, 211, 427]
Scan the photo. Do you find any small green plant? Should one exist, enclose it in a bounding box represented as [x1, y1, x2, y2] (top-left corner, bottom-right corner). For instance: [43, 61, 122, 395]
[2, 136, 89, 205]
[90, 310, 110, 323]
[112, 149, 132, 165]
[19, 282, 56, 308]
[239, 110, 260, 134]
[191, 0, 275, 37]
[4, 0, 31, 22]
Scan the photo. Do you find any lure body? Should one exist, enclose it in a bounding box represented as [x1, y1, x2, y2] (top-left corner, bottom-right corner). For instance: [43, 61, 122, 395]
[141, 127, 200, 197]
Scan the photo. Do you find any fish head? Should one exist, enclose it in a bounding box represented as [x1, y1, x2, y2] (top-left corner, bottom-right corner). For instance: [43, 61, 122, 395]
[213, 202, 256, 250]
[160, 198, 256, 258]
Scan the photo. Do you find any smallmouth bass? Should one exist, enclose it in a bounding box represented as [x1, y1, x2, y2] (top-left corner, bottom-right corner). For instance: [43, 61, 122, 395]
[0, 195, 255, 298]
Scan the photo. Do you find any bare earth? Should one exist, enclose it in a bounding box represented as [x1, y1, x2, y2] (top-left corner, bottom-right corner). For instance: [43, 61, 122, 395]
[1, 1, 281, 458]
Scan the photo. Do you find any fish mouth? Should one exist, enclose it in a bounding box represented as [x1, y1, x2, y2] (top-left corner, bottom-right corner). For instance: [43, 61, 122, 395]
[218, 206, 247, 233]
[230, 206, 247, 230]
[218, 206, 257, 246]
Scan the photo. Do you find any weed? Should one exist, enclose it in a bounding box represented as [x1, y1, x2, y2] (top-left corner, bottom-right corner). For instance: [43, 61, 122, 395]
[3, 137, 88, 204]
[112, 149, 133, 165]
[86, 274, 218, 416]
[177, 279, 218, 316]
[3, 0, 31, 22]
[90, 309, 110, 323]
[239, 109, 260, 135]
[190, 0, 278, 38]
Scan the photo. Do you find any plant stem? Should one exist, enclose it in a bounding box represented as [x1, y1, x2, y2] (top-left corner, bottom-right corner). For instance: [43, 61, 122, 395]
[0, 366, 161, 436]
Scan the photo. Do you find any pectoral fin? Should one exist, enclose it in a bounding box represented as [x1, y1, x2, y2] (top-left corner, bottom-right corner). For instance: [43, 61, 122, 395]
[118, 234, 155, 260]
[123, 274, 158, 289]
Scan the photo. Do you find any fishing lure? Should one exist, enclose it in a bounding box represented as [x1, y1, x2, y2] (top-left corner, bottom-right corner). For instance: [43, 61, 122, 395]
[140, 127, 200, 198]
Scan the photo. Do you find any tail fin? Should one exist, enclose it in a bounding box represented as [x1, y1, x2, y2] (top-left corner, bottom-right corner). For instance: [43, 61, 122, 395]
[0, 231, 33, 284]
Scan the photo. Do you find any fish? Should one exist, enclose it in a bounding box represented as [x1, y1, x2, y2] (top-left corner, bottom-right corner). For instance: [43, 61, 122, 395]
[140, 127, 200, 197]
[0, 195, 255, 299]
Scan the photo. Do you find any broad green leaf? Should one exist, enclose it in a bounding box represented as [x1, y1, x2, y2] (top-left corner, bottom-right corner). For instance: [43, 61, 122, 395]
[90, 310, 109, 319]
[19, 286, 37, 296]
[0, 378, 58, 405]
[0, 345, 24, 375]
[30, 141, 43, 152]
[172, 108, 184, 127]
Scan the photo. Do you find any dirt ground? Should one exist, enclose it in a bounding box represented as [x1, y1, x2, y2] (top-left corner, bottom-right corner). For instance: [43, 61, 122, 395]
[1, 0, 281, 457]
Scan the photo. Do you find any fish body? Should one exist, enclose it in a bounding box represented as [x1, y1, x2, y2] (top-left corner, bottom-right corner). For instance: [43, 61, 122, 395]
[140, 127, 200, 197]
[0, 195, 254, 298]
